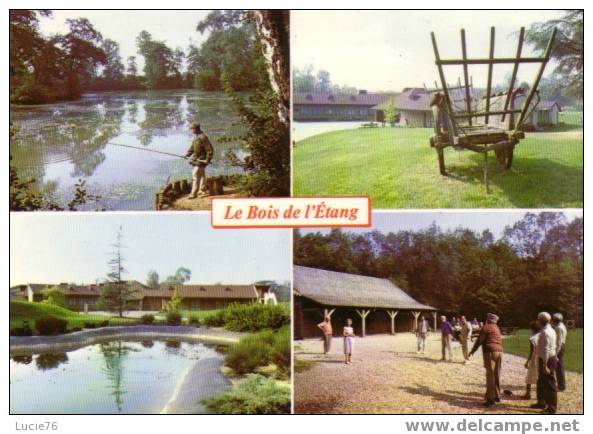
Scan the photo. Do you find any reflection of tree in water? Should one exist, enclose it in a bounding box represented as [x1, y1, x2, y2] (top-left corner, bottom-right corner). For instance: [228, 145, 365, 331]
[138, 98, 185, 146]
[126, 100, 138, 125]
[164, 340, 181, 354]
[140, 340, 154, 348]
[11, 100, 126, 185]
[35, 352, 69, 371]
[99, 340, 138, 412]
[11, 354, 33, 365]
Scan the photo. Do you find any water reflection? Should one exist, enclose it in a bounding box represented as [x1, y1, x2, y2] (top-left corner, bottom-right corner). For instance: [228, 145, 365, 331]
[99, 340, 138, 411]
[35, 353, 69, 371]
[11, 355, 33, 365]
[10, 90, 246, 210]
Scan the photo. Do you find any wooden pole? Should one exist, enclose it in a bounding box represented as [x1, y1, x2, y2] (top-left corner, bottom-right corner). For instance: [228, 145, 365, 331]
[502, 27, 525, 122]
[412, 311, 421, 333]
[386, 310, 399, 335]
[355, 309, 371, 338]
[484, 27, 495, 124]
[433, 311, 438, 331]
[483, 148, 490, 194]
[460, 29, 472, 126]
[323, 308, 336, 319]
[514, 28, 557, 133]
[431, 32, 458, 136]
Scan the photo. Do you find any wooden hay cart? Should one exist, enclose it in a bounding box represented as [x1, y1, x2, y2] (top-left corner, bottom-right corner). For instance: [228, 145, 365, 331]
[429, 26, 557, 192]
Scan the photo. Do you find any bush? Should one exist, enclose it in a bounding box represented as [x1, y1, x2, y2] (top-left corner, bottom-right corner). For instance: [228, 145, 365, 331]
[202, 310, 225, 327]
[10, 321, 33, 336]
[166, 311, 182, 326]
[225, 329, 275, 375]
[222, 303, 289, 332]
[99, 320, 109, 327]
[271, 326, 291, 376]
[204, 374, 290, 414]
[141, 314, 155, 325]
[35, 317, 68, 335]
[84, 322, 97, 329]
[187, 315, 201, 327]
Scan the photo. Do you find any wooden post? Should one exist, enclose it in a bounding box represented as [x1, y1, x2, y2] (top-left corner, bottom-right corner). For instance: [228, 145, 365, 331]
[412, 311, 421, 333]
[432, 311, 438, 331]
[460, 29, 472, 126]
[323, 308, 335, 319]
[514, 28, 557, 133]
[431, 32, 457, 136]
[502, 27, 524, 122]
[386, 310, 399, 335]
[484, 27, 495, 124]
[355, 309, 371, 338]
[483, 148, 490, 194]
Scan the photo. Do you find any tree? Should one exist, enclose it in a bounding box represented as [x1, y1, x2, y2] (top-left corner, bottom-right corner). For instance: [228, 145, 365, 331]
[101, 39, 124, 82]
[525, 10, 583, 97]
[41, 286, 67, 308]
[168, 289, 183, 312]
[146, 270, 159, 288]
[100, 226, 137, 317]
[384, 100, 399, 126]
[163, 267, 192, 285]
[126, 56, 137, 77]
[136, 30, 184, 89]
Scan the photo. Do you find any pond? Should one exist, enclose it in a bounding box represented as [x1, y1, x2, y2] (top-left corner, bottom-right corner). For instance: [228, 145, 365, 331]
[10, 339, 228, 414]
[10, 90, 247, 210]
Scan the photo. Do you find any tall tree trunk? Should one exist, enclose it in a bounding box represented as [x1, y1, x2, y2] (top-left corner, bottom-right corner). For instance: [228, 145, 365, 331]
[253, 10, 290, 127]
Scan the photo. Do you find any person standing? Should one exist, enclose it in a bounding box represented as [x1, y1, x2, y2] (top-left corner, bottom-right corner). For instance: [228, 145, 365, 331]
[343, 318, 355, 364]
[317, 316, 333, 354]
[459, 316, 473, 363]
[440, 315, 453, 361]
[552, 313, 567, 392]
[523, 321, 541, 399]
[185, 123, 213, 199]
[469, 313, 503, 406]
[531, 312, 558, 414]
[416, 314, 431, 354]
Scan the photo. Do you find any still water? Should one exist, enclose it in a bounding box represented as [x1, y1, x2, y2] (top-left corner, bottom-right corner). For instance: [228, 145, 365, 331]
[10, 90, 246, 210]
[10, 339, 225, 414]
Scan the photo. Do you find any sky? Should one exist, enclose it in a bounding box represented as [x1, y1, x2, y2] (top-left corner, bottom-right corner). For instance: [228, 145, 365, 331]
[292, 10, 564, 92]
[300, 210, 583, 239]
[37, 10, 213, 71]
[10, 213, 291, 286]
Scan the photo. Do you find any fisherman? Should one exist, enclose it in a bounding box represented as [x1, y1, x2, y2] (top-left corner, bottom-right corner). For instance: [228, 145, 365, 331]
[185, 123, 213, 199]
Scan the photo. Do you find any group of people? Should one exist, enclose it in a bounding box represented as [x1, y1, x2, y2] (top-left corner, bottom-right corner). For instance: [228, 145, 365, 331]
[317, 311, 568, 413]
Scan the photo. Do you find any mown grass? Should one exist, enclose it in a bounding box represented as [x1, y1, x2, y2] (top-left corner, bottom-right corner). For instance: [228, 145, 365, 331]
[10, 301, 138, 332]
[504, 328, 583, 373]
[293, 122, 582, 209]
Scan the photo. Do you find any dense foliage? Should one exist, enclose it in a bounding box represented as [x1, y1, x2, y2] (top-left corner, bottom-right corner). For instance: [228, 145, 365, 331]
[225, 326, 290, 375]
[220, 303, 290, 332]
[35, 317, 68, 335]
[293, 65, 358, 95]
[204, 374, 290, 414]
[294, 212, 583, 327]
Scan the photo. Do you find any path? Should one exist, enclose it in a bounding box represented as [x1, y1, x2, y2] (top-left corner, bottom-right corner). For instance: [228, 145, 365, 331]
[294, 333, 583, 414]
[293, 121, 367, 142]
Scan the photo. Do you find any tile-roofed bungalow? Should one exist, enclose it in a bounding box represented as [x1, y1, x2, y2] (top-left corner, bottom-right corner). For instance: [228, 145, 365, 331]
[293, 266, 436, 339]
[10, 281, 271, 311]
[293, 90, 393, 121]
[385, 87, 561, 129]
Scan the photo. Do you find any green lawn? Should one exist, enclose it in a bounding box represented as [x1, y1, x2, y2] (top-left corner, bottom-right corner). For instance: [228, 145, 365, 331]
[176, 309, 222, 320]
[293, 124, 583, 208]
[504, 328, 583, 373]
[10, 301, 138, 332]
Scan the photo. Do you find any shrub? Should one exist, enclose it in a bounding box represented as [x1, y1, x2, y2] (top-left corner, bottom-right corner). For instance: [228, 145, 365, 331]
[225, 330, 275, 375]
[271, 326, 291, 376]
[99, 320, 109, 327]
[187, 315, 201, 327]
[222, 303, 289, 332]
[202, 310, 225, 327]
[71, 327, 83, 332]
[10, 321, 33, 336]
[141, 314, 155, 325]
[166, 311, 182, 326]
[204, 374, 290, 414]
[84, 322, 97, 329]
[35, 317, 68, 335]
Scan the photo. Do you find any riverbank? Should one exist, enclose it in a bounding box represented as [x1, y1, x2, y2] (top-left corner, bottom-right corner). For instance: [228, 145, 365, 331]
[10, 325, 245, 355]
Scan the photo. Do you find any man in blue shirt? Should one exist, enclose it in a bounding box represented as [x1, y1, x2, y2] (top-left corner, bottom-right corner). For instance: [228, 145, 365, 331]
[441, 315, 453, 361]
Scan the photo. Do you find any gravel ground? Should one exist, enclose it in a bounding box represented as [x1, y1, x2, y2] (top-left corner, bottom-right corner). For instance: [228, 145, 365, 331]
[294, 333, 583, 414]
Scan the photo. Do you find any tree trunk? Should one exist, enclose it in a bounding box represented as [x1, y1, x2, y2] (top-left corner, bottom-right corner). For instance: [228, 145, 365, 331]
[253, 10, 290, 127]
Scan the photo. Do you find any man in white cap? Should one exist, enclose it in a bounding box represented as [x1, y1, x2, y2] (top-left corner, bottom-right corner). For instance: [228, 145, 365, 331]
[531, 311, 558, 414]
[469, 313, 503, 406]
[552, 313, 567, 391]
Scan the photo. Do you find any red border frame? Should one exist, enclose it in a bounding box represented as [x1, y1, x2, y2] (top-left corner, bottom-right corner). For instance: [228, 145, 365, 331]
[210, 196, 372, 229]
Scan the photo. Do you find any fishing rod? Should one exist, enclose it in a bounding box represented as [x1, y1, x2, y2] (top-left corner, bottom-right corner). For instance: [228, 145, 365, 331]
[107, 142, 188, 159]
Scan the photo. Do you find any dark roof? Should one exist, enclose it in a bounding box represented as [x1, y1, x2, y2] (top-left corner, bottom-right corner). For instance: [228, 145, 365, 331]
[294, 92, 392, 107]
[294, 266, 435, 310]
[536, 100, 562, 111]
[391, 87, 432, 111]
[12, 281, 257, 300]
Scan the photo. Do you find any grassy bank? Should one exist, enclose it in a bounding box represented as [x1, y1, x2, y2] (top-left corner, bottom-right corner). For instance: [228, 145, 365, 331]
[293, 124, 582, 208]
[10, 301, 138, 333]
[504, 328, 583, 373]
